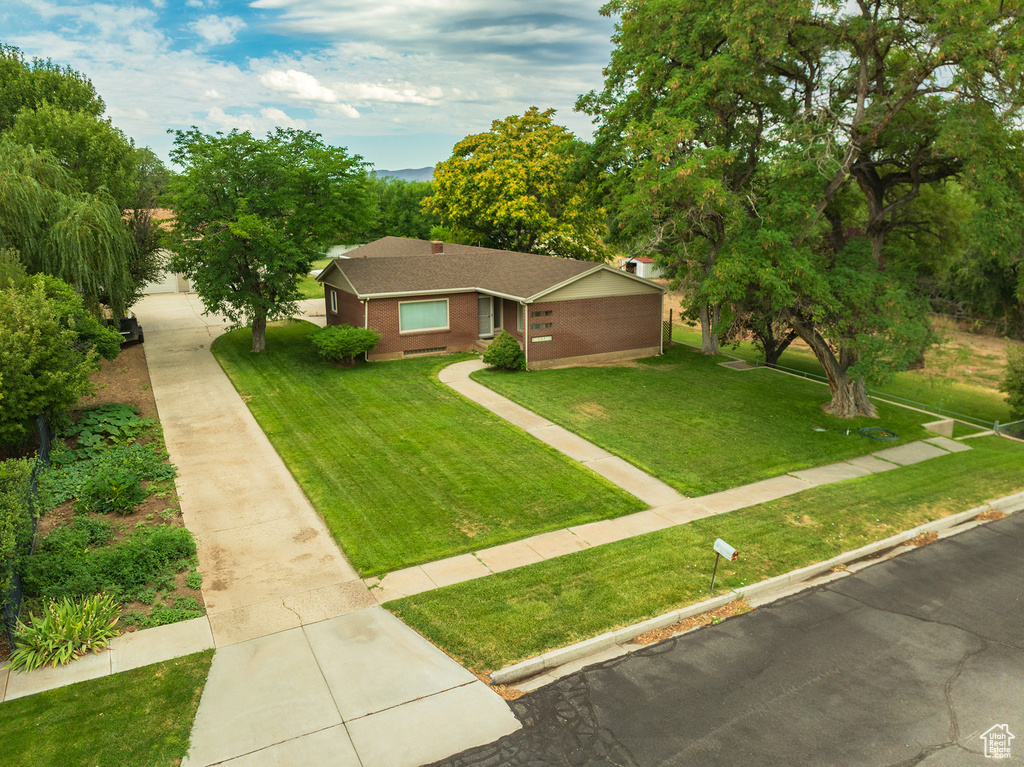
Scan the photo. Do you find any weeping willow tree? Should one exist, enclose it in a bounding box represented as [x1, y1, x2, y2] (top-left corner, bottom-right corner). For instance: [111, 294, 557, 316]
[0, 141, 133, 317]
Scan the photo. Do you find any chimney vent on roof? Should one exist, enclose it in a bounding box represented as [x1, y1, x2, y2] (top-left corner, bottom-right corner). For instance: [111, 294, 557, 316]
[431, 240, 443, 255]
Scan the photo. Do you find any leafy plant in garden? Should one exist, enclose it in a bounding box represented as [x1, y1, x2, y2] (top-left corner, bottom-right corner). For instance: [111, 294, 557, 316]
[125, 596, 203, 629]
[22, 519, 196, 602]
[42, 440, 175, 509]
[7, 593, 120, 671]
[59, 404, 155, 461]
[74, 468, 147, 515]
[309, 324, 381, 365]
[482, 330, 526, 371]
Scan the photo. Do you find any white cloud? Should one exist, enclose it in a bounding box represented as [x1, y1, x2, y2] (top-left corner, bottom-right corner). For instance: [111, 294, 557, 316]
[190, 15, 245, 46]
[334, 83, 442, 106]
[205, 106, 308, 132]
[260, 69, 337, 103]
[152, 0, 166, 8]
[186, 0, 205, 7]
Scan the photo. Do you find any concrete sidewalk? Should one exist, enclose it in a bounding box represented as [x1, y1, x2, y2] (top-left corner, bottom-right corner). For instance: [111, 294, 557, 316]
[136, 295, 517, 767]
[361, 359, 973, 603]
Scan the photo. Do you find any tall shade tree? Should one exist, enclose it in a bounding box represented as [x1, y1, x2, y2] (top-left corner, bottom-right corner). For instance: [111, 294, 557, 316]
[9, 103, 138, 209]
[0, 44, 103, 133]
[360, 176, 439, 241]
[168, 128, 373, 352]
[581, 0, 1024, 416]
[0, 141, 134, 317]
[424, 107, 607, 261]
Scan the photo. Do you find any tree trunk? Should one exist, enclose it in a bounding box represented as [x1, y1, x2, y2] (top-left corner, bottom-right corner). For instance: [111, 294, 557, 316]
[699, 304, 720, 355]
[251, 311, 267, 353]
[788, 316, 877, 418]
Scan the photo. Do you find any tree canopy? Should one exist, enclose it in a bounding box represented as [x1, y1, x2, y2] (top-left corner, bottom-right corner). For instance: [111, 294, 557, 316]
[168, 128, 374, 352]
[581, 0, 1024, 416]
[425, 107, 607, 261]
[359, 176, 439, 241]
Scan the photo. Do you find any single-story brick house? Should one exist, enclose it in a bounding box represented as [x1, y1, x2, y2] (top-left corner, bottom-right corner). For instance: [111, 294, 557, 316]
[316, 236, 666, 369]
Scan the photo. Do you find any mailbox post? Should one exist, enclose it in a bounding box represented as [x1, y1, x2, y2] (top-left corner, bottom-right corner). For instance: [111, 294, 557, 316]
[710, 538, 738, 592]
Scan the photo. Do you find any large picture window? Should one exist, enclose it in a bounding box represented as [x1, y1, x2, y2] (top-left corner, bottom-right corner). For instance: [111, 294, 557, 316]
[399, 299, 449, 332]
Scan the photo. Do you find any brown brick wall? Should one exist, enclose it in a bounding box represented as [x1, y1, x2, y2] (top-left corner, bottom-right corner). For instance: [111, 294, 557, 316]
[367, 292, 479, 359]
[526, 293, 663, 365]
[325, 285, 365, 328]
[501, 299, 525, 345]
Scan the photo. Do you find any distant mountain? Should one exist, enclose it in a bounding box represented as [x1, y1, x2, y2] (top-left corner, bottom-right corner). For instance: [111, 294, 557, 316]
[374, 166, 435, 182]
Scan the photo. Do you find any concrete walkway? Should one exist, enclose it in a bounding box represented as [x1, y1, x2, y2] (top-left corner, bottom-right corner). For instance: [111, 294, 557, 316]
[364, 359, 973, 603]
[5, 293, 518, 767]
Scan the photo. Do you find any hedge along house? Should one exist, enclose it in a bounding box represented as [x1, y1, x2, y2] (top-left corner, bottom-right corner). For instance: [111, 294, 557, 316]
[316, 237, 666, 370]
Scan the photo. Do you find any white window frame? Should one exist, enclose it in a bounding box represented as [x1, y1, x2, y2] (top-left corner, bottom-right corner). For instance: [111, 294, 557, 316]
[399, 298, 450, 333]
[517, 304, 524, 332]
[330, 289, 338, 314]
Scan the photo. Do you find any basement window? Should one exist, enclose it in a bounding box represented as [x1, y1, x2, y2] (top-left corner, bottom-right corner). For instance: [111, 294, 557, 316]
[404, 347, 447, 356]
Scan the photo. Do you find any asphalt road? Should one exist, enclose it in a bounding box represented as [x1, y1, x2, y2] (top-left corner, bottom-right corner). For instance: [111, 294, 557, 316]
[433, 513, 1024, 766]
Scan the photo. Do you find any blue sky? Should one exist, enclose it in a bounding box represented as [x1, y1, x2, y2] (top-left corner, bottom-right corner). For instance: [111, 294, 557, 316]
[3, 0, 617, 171]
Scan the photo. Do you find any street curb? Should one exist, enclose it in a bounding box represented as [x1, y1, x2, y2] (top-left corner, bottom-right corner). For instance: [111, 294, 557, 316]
[489, 492, 1023, 686]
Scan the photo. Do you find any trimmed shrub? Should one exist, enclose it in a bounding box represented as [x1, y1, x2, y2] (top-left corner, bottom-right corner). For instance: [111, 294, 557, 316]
[309, 324, 381, 365]
[7, 593, 120, 671]
[483, 330, 526, 371]
[1001, 345, 1024, 420]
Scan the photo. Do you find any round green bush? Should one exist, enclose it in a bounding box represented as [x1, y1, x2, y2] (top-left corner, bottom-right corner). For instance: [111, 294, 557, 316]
[309, 324, 381, 365]
[482, 330, 526, 371]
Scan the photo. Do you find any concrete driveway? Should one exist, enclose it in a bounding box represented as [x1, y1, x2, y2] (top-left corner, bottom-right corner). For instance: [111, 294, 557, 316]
[432, 512, 1024, 766]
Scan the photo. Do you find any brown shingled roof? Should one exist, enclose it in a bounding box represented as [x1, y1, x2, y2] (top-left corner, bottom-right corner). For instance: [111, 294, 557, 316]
[325, 237, 602, 300]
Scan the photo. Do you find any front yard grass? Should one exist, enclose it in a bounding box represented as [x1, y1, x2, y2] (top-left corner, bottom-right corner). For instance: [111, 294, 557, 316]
[0, 650, 213, 767]
[672, 325, 1013, 425]
[388, 436, 1024, 674]
[212, 321, 645, 576]
[474, 344, 932, 496]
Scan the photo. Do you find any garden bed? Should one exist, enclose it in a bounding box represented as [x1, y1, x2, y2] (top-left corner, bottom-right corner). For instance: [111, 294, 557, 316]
[1, 344, 203, 667]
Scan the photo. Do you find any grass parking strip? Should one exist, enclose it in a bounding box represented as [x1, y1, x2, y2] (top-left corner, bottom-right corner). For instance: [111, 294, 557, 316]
[474, 344, 933, 497]
[387, 437, 1024, 674]
[0, 650, 214, 767]
[212, 321, 645, 576]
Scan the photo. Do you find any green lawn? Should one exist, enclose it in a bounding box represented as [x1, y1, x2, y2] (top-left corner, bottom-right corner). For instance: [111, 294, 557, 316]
[0, 650, 213, 767]
[474, 344, 932, 496]
[672, 325, 1012, 425]
[388, 436, 1024, 673]
[297, 258, 334, 300]
[212, 322, 644, 576]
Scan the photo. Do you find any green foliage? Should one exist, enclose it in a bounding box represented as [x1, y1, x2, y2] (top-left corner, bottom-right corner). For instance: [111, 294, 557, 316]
[0, 457, 33, 601]
[0, 280, 98, 448]
[74, 468, 147, 515]
[7, 593, 120, 671]
[185, 569, 202, 590]
[0, 140, 135, 316]
[132, 146, 173, 206]
[125, 597, 203, 629]
[62, 404, 155, 456]
[425, 107, 607, 260]
[361, 176, 439, 240]
[0, 44, 104, 134]
[1001, 345, 1024, 420]
[22, 519, 197, 602]
[32, 273, 123, 359]
[581, 0, 1024, 416]
[309, 323, 381, 364]
[8, 103, 137, 209]
[168, 127, 374, 352]
[482, 330, 526, 371]
[41, 441, 174, 509]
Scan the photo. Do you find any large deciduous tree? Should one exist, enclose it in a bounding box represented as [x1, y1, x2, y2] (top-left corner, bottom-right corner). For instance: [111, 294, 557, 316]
[425, 107, 607, 261]
[0, 141, 135, 317]
[581, 0, 1024, 416]
[168, 128, 373, 352]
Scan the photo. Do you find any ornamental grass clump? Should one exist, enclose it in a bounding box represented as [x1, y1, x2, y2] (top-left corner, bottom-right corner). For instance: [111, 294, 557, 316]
[309, 324, 381, 365]
[482, 330, 526, 371]
[7, 593, 121, 671]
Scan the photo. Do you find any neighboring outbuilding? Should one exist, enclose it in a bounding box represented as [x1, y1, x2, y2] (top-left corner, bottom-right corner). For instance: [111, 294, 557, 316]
[316, 237, 666, 369]
[620, 256, 664, 280]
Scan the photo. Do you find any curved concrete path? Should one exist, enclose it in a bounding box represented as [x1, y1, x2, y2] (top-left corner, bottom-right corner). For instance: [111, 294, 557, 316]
[363, 358, 973, 604]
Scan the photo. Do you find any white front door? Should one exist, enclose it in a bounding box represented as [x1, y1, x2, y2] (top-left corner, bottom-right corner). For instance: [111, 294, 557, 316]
[478, 295, 493, 337]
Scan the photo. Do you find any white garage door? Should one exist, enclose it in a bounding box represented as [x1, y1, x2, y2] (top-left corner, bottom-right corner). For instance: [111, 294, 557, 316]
[144, 270, 179, 294]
